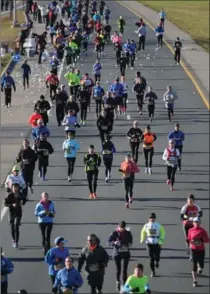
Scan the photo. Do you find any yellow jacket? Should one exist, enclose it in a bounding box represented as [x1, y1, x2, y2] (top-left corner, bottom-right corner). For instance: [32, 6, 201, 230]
[140, 222, 165, 245]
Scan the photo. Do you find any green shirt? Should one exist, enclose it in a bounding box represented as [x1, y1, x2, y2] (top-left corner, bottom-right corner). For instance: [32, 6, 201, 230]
[125, 275, 149, 293]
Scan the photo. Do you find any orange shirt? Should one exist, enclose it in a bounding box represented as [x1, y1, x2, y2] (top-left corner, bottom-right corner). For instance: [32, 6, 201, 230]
[28, 113, 42, 128]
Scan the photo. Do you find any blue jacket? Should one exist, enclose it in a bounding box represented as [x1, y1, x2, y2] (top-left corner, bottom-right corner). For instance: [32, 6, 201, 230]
[63, 115, 78, 131]
[93, 63, 102, 75]
[109, 83, 124, 97]
[1, 76, 16, 90]
[45, 247, 70, 276]
[93, 85, 105, 97]
[21, 63, 31, 77]
[123, 43, 131, 52]
[1, 255, 14, 284]
[129, 43, 136, 55]
[31, 125, 50, 140]
[168, 130, 185, 147]
[93, 14, 101, 22]
[53, 267, 83, 293]
[62, 139, 80, 158]
[35, 200, 56, 223]
[155, 26, 164, 34]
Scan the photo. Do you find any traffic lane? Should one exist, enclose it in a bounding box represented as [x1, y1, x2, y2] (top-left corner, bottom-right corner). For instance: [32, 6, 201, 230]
[2, 0, 209, 292]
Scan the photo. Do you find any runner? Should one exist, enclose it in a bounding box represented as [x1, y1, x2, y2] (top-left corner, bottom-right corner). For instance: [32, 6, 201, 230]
[123, 263, 151, 294]
[62, 131, 80, 182]
[83, 145, 101, 199]
[31, 119, 50, 143]
[144, 86, 158, 123]
[35, 192, 56, 255]
[45, 237, 70, 286]
[52, 256, 83, 293]
[140, 213, 165, 277]
[62, 109, 80, 138]
[93, 59, 102, 83]
[52, 87, 68, 126]
[28, 109, 43, 128]
[133, 77, 146, 115]
[35, 134, 54, 180]
[163, 85, 178, 122]
[119, 53, 127, 76]
[119, 154, 140, 208]
[78, 234, 109, 294]
[1, 70, 16, 108]
[173, 37, 182, 65]
[127, 121, 143, 164]
[97, 109, 112, 143]
[46, 70, 60, 103]
[187, 217, 209, 287]
[4, 183, 26, 248]
[162, 139, 180, 191]
[16, 139, 37, 195]
[155, 22, 164, 47]
[77, 83, 89, 125]
[64, 67, 81, 96]
[141, 125, 157, 174]
[93, 81, 105, 118]
[108, 221, 133, 291]
[102, 135, 116, 182]
[1, 248, 14, 294]
[121, 76, 128, 115]
[109, 77, 124, 118]
[158, 9, 166, 26]
[21, 60, 31, 90]
[168, 123, 185, 170]
[5, 166, 26, 196]
[137, 23, 146, 51]
[34, 95, 51, 126]
[117, 16, 126, 35]
[180, 194, 203, 256]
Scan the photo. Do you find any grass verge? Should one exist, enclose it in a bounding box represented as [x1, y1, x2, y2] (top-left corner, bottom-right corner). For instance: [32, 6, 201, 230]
[0, 10, 26, 74]
[138, 0, 209, 52]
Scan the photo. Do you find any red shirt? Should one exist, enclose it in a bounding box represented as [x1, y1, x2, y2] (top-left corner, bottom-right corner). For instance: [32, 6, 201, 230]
[181, 203, 201, 224]
[187, 226, 209, 251]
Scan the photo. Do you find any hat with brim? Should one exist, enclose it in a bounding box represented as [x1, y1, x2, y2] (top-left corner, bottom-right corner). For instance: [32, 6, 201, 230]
[193, 217, 200, 223]
[54, 237, 68, 245]
[12, 165, 19, 172]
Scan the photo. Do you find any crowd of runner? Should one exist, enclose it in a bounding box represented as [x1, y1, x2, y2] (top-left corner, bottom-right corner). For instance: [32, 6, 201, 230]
[1, 0, 209, 294]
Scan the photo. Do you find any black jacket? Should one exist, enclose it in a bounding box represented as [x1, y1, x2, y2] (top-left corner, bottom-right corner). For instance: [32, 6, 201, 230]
[108, 229, 133, 256]
[65, 101, 80, 114]
[35, 140, 54, 159]
[52, 93, 68, 107]
[16, 147, 37, 170]
[97, 116, 111, 132]
[4, 192, 25, 218]
[78, 241, 109, 274]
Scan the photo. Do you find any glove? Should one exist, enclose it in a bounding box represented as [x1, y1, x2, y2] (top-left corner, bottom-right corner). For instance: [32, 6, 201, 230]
[132, 287, 139, 292]
[6, 188, 11, 193]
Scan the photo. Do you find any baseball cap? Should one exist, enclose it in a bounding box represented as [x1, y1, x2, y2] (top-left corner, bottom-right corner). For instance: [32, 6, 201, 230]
[149, 213, 156, 219]
[193, 217, 200, 223]
[12, 165, 19, 172]
[54, 237, 68, 245]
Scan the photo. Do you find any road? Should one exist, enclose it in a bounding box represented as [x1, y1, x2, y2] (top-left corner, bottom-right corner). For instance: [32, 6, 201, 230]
[1, 1, 209, 293]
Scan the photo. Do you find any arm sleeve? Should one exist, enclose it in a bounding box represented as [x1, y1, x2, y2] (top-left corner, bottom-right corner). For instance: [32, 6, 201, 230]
[159, 225, 166, 243]
[140, 225, 146, 243]
[77, 249, 86, 271]
[162, 149, 167, 161]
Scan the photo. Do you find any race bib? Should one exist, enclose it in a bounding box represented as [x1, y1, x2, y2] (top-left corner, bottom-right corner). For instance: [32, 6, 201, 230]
[124, 173, 131, 178]
[119, 245, 129, 252]
[44, 150, 49, 156]
[131, 138, 138, 143]
[40, 109, 45, 113]
[62, 288, 73, 294]
[149, 229, 157, 236]
[89, 264, 99, 272]
[103, 150, 111, 155]
[95, 96, 102, 101]
[191, 239, 201, 246]
[101, 125, 108, 130]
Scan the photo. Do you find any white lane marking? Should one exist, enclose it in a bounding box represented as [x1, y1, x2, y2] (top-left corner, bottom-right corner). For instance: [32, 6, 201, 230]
[1, 206, 8, 221]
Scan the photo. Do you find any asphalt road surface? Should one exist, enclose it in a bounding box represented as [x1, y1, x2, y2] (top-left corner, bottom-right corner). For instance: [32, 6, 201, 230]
[1, 1, 209, 293]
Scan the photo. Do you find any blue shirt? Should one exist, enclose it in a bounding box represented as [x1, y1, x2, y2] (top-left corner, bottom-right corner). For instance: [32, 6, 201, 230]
[93, 85, 104, 97]
[93, 63, 102, 75]
[109, 82, 124, 97]
[1, 255, 14, 284]
[45, 247, 70, 276]
[129, 43, 136, 54]
[53, 267, 83, 293]
[31, 126, 50, 140]
[155, 26, 164, 34]
[62, 139, 80, 158]
[63, 115, 78, 131]
[35, 201, 56, 223]
[168, 130, 185, 147]
[21, 63, 31, 76]
[1, 76, 15, 89]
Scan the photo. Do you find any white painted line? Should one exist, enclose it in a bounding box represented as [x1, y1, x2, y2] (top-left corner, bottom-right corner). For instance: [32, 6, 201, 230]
[1, 206, 8, 221]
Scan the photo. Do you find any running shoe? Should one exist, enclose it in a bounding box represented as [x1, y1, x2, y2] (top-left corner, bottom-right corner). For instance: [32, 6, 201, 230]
[166, 179, 170, 185]
[116, 281, 121, 291]
[89, 193, 94, 199]
[92, 193, 97, 199]
[125, 202, 129, 208]
[170, 185, 174, 191]
[193, 280, 198, 287]
[129, 197, 133, 204]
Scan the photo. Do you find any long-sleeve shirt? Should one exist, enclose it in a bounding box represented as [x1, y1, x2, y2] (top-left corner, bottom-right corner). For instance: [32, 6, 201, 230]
[1, 255, 14, 284]
[83, 153, 101, 172]
[35, 200, 56, 223]
[119, 161, 140, 178]
[93, 62, 102, 75]
[123, 275, 150, 294]
[62, 139, 80, 158]
[64, 72, 80, 86]
[5, 174, 26, 190]
[144, 91, 158, 106]
[168, 130, 185, 147]
[138, 26, 146, 37]
[45, 247, 70, 276]
[53, 267, 83, 293]
[16, 147, 37, 171]
[187, 226, 209, 251]
[21, 63, 31, 76]
[31, 125, 50, 140]
[1, 76, 16, 90]
[28, 113, 43, 128]
[109, 82, 124, 97]
[163, 91, 178, 106]
[140, 222, 165, 245]
[62, 115, 78, 131]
